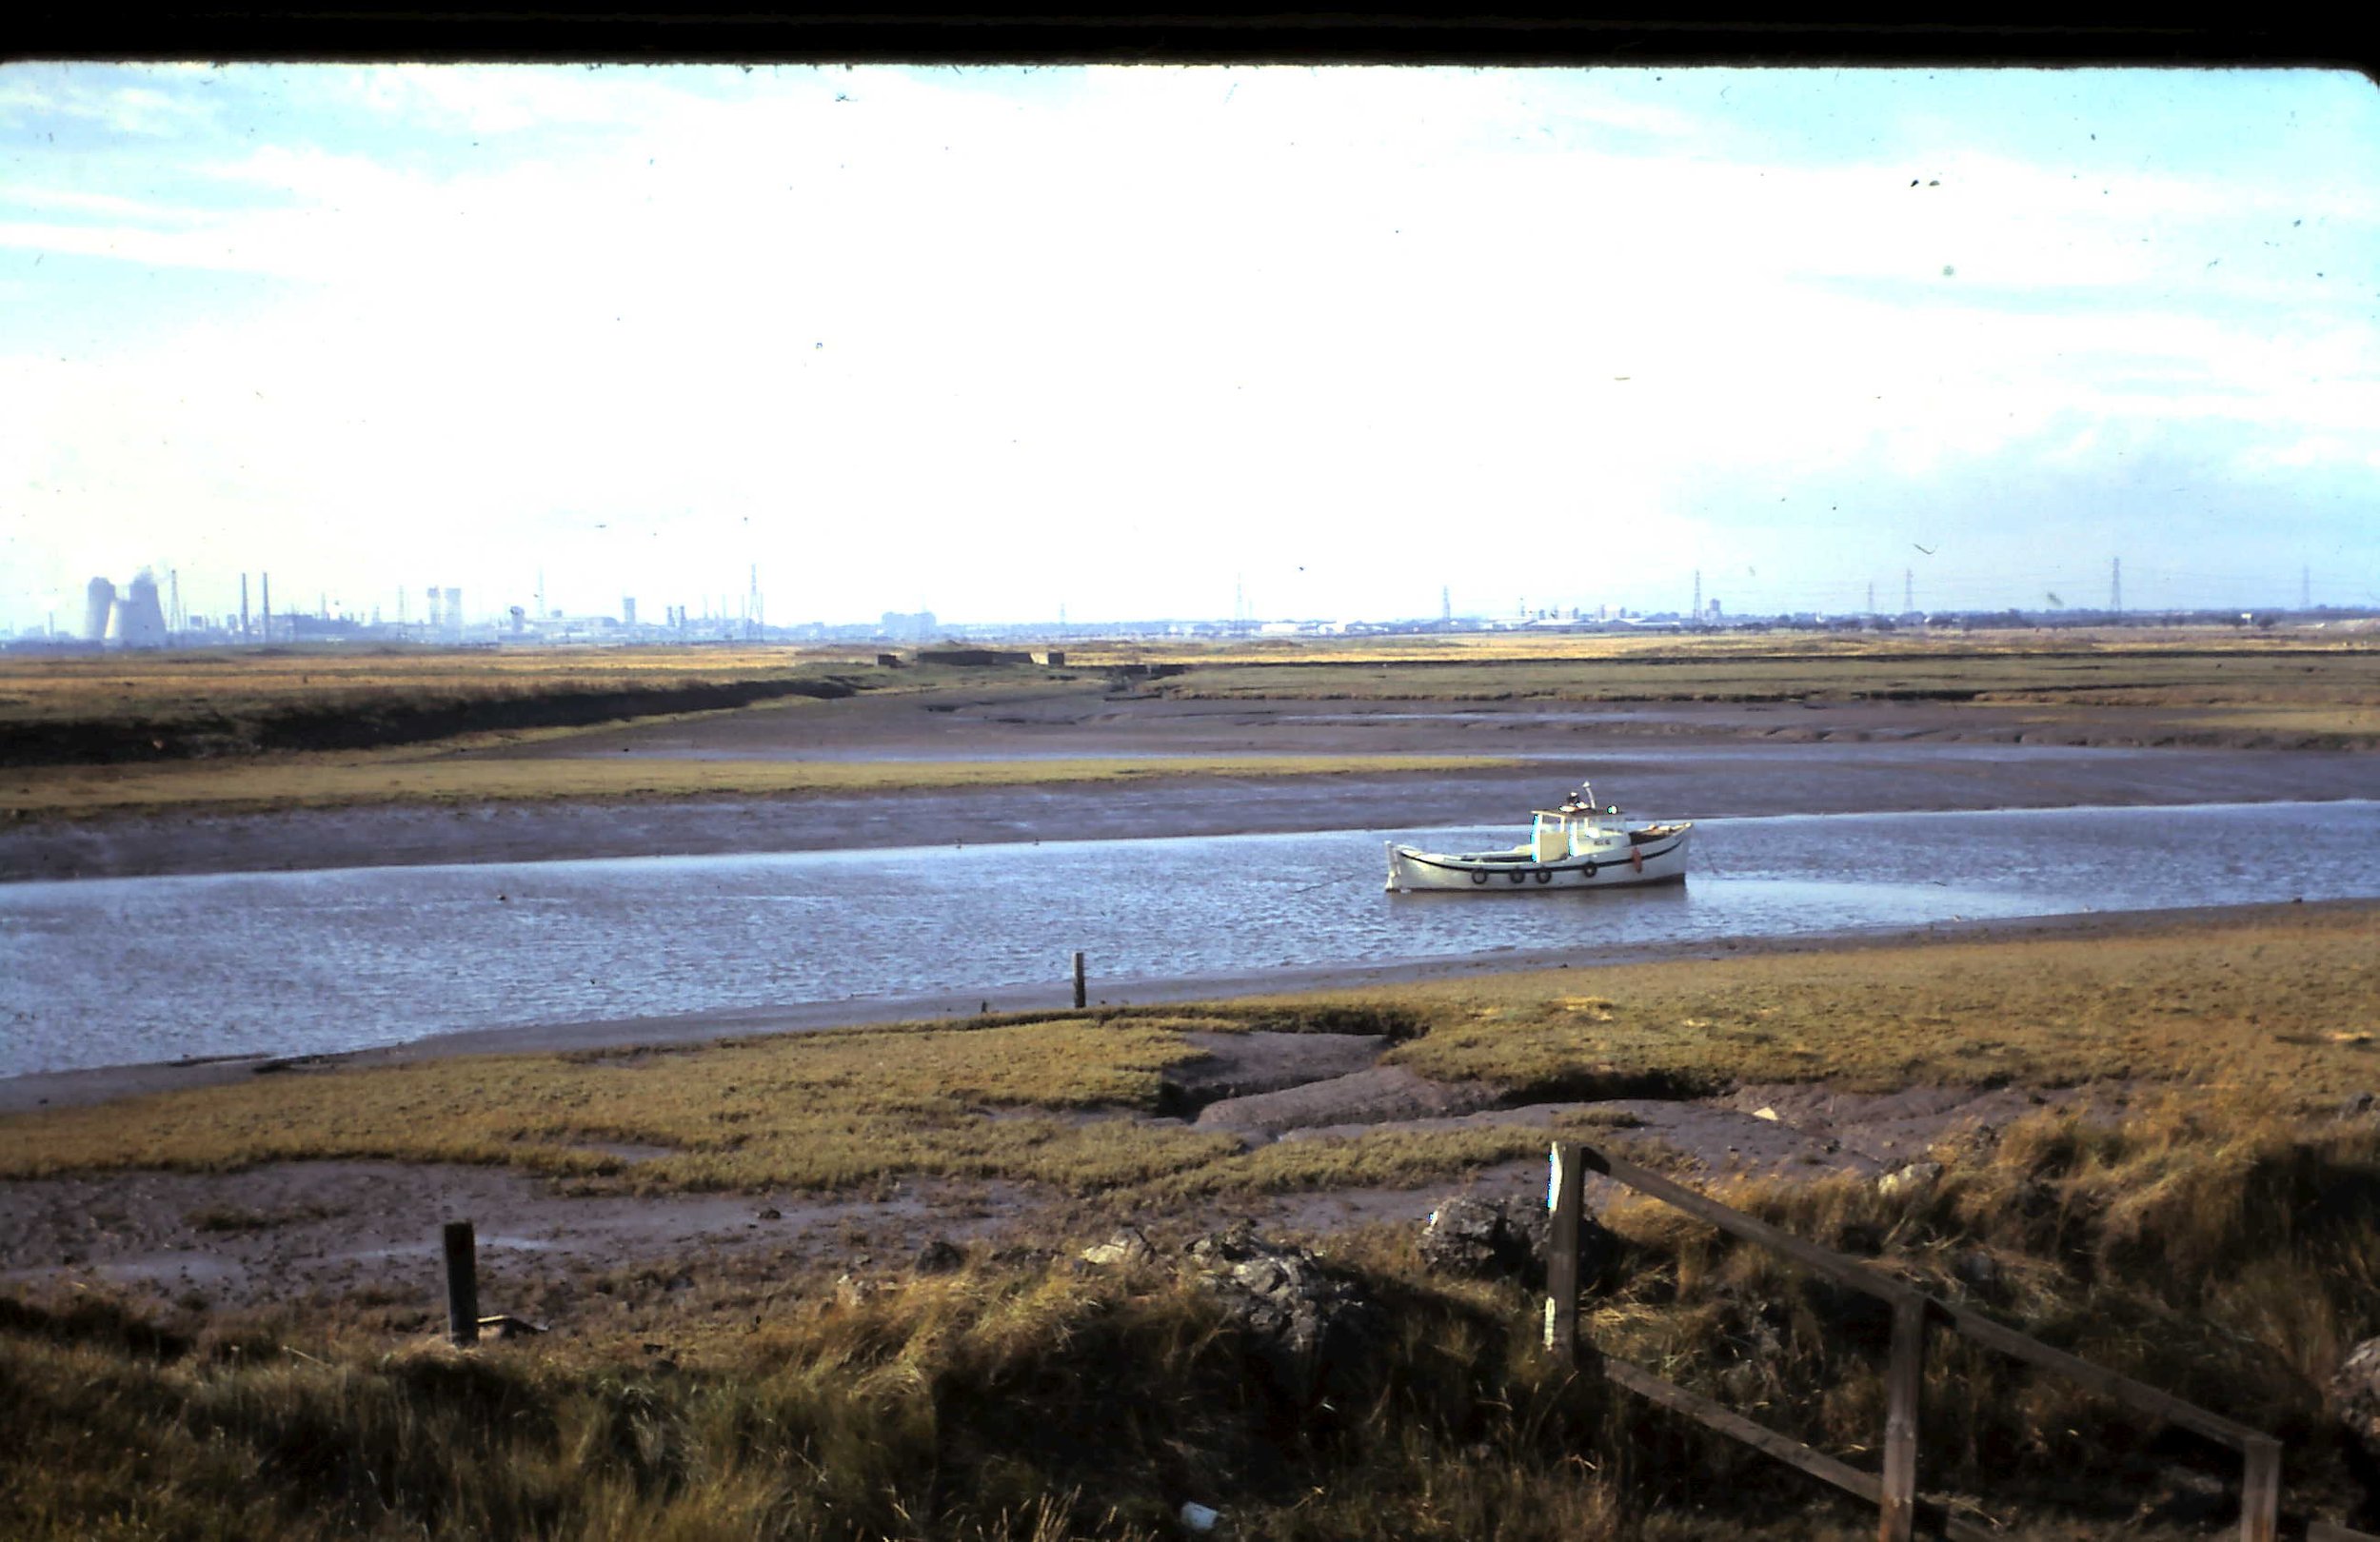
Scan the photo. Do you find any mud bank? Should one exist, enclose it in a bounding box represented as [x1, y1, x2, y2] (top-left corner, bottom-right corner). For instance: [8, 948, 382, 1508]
[0, 1025, 2109, 1315]
[8, 739, 2373, 882]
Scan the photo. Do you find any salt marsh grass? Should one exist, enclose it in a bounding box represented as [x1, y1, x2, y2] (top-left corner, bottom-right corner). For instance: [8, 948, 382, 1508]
[1376, 902, 2380, 1105]
[6, 749, 1513, 819]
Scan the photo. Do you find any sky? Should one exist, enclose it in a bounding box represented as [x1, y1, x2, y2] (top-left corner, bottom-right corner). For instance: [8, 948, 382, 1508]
[1, 63, 2375, 630]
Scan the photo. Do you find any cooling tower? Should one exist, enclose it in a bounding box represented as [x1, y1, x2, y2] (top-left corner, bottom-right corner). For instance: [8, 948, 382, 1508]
[117, 569, 169, 647]
[83, 577, 116, 642]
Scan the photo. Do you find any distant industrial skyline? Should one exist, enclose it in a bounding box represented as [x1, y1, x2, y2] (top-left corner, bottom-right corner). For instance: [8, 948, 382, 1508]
[5, 64, 2375, 634]
[28, 552, 2362, 646]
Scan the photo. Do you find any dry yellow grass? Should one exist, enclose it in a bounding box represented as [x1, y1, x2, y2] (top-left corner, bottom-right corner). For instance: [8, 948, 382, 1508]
[0, 1233, 1628, 1542]
[1147, 642, 2380, 719]
[1574, 1097, 2380, 1530]
[0, 644, 888, 726]
[1374, 903, 2380, 1103]
[2, 750, 1517, 819]
[1039, 626, 2380, 746]
[0, 1016, 1245, 1192]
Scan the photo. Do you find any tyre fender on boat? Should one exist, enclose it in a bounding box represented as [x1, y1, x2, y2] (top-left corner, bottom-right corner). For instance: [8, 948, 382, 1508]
[1508, 869, 1526, 884]
[1535, 869, 1552, 883]
[1581, 860, 1598, 879]
[1471, 870, 1489, 885]
[1631, 846, 1643, 874]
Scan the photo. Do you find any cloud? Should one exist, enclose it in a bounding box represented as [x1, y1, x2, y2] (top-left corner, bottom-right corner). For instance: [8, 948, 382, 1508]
[0, 65, 223, 137]
[2, 63, 2374, 627]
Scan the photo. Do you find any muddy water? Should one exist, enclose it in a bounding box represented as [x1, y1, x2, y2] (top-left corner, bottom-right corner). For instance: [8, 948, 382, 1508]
[3, 800, 2374, 1077]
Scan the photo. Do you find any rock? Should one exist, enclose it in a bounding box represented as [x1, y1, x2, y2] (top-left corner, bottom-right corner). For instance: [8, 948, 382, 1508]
[1418, 1195, 1616, 1287]
[914, 1237, 965, 1275]
[1876, 1160, 1943, 1199]
[1752, 1106, 1779, 1121]
[1419, 1196, 1545, 1281]
[2333, 1337, 2380, 1455]
[2340, 1091, 2376, 1120]
[756, 1207, 782, 1221]
[1080, 1226, 1158, 1270]
[1952, 1249, 2002, 1290]
[1187, 1227, 1381, 1406]
[833, 1273, 877, 1307]
[2341, 1338, 2380, 1519]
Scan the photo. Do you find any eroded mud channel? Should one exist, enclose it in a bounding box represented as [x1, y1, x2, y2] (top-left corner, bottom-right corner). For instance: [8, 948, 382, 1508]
[0, 1025, 2089, 1321]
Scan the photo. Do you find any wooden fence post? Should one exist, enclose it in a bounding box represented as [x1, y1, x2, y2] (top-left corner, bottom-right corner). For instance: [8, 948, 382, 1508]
[443, 1219, 479, 1348]
[1878, 1291, 1926, 1542]
[1072, 951, 1087, 1010]
[1545, 1141, 1584, 1366]
[2240, 1437, 2281, 1542]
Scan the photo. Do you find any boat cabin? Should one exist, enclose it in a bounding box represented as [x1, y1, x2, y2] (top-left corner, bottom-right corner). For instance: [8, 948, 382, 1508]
[1530, 804, 1613, 862]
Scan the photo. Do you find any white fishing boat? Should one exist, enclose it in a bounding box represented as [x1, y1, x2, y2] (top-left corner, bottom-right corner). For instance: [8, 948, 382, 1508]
[1384, 782, 1692, 893]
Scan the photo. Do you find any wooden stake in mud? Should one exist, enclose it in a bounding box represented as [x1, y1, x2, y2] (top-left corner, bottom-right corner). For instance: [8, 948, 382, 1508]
[443, 1220, 479, 1348]
[1072, 951, 1087, 1011]
[1545, 1141, 1584, 1366]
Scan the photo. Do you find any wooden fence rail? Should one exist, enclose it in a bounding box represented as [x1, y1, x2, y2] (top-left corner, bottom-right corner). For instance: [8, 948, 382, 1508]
[1547, 1139, 2283, 1542]
[2311, 1521, 2380, 1542]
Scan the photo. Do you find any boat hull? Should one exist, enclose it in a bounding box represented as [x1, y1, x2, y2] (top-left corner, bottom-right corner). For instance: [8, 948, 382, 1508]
[1385, 825, 1692, 893]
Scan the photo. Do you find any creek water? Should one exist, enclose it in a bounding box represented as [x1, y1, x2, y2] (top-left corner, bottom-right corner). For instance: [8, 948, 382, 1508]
[3, 799, 2374, 1077]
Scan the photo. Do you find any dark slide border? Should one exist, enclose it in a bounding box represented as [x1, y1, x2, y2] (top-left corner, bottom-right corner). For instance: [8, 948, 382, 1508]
[5, 10, 2377, 71]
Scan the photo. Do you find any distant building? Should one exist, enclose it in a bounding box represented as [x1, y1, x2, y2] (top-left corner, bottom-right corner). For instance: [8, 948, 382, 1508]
[424, 585, 466, 642]
[83, 578, 116, 642]
[83, 572, 169, 647]
[880, 609, 937, 642]
[112, 570, 169, 647]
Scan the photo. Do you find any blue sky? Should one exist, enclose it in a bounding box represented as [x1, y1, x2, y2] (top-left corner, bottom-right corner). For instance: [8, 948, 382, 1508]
[2, 63, 2374, 629]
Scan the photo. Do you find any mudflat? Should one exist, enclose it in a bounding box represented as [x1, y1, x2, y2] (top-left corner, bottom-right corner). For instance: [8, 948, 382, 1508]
[4, 897, 2370, 1314]
[7, 686, 2372, 880]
